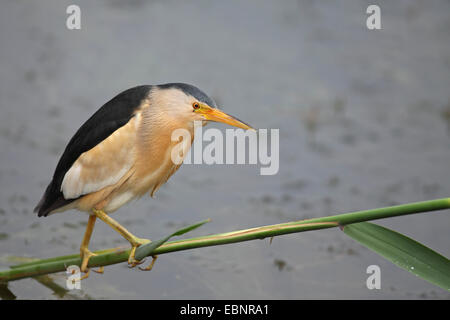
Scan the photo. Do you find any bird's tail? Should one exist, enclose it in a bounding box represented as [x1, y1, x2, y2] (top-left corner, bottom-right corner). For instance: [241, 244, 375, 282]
[34, 182, 77, 217]
[34, 188, 49, 217]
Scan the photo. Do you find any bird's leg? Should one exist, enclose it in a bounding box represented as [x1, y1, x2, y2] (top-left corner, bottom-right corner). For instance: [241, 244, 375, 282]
[92, 209, 151, 267]
[79, 215, 104, 279]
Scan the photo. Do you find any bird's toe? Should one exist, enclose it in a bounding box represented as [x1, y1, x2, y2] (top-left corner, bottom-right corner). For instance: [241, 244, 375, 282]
[127, 238, 151, 267]
[138, 255, 158, 271]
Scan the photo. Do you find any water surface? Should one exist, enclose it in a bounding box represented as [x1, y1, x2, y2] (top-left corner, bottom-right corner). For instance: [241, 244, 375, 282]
[0, 0, 449, 299]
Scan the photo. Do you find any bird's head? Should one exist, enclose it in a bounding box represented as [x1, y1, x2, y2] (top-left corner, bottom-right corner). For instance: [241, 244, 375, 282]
[153, 83, 254, 131]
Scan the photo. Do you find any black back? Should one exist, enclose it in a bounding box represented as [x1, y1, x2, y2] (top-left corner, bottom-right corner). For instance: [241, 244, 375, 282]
[35, 85, 152, 216]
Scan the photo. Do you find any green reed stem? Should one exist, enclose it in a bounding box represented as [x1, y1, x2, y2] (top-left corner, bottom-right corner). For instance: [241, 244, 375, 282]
[1, 198, 449, 282]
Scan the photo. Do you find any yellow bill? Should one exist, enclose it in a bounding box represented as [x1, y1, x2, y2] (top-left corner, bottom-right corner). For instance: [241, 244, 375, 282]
[198, 104, 254, 130]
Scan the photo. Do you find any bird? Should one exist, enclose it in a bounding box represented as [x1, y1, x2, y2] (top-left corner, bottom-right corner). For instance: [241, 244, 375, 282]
[34, 83, 253, 278]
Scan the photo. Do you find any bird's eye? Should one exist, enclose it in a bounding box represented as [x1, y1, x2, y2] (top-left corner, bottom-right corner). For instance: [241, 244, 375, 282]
[192, 102, 200, 110]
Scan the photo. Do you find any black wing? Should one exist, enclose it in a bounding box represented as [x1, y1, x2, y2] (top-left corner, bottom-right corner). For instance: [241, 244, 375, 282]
[34, 85, 152, 217]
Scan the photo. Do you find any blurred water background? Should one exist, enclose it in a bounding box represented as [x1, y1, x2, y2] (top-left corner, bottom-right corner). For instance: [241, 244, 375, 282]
[0, 0, 449, 299]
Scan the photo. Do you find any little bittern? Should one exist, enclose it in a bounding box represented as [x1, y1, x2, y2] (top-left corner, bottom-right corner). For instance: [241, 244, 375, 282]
[34, 83, 253, 278]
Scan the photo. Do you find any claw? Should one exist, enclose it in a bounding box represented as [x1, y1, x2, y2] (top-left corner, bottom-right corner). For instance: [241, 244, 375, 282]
[80, 247, 104, 279]
[138, 255, 158, 271]
[80, 268, 90, 280]
[80, 247, 96, 271]
[127, 238, 151, 268]
[93, 266, 105, 274]
[128, 254, 146, 268]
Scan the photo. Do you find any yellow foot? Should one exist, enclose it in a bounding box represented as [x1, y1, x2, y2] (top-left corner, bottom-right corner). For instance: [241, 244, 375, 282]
[80, 247, 104, 279]
[93, 266, 105, 274]
[80, 268, 90, 280]
[128, 238, 151, 267]
[139, 255, 158, 271]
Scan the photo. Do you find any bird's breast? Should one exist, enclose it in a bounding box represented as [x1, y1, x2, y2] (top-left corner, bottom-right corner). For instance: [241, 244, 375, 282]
[124, 125, 188, 199]
[100, 146, 177, 213]
[100, 115, 193, 212]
